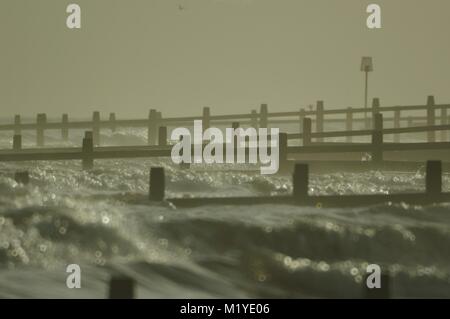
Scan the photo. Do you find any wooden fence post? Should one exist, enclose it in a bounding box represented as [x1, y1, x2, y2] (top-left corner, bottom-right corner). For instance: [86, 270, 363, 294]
[62, 114, 69, 141]
[372, 113, 383, 163]
[82, 131, 94, 170]
[346, 107, 353, 143]
[158, 126, 167, 146]
[427, 96, 436, 143]
[440, 107, 447, 142]
[394, 109, 401, 143]
[251, 110, 258, 129]
[426, 160, 442, 195]
[299, 108, 306, 138]
[202, 107, 210, 131]
[149, 167, 165, 201]
[302, 117, 312, 146]
[13, 135, 22, 151]
[316, 101, 324, 142]
[92, 111, 100, 146]
[148, 109, 157, 145]
[279, 133, 288, 169]
[260, 104, 268, 128]
[371, 98, 380, 130]
[109, 113, 116, 132]
[14, 115, 21, 135]
[293, 163, 309, 200]
[36, 113, 46, 147]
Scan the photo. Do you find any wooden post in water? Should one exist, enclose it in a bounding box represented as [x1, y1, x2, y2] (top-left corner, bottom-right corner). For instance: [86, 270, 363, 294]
[260, 104, 268, 128]
[372, 113, 383, 163]
[14, 171, 30, 185]
[109, 113, 116, 133]
[82, 131, 94, 170]
[109, 275, 135, 299]
[251, 110, 258, 129]
[149, 167, 165, 201]
[92, 111, 100, 146]
[316, 101, 324, 142]
[346, 108, 353, 143]
[14, 115, 21, 135]
[13, 135, 22, 151]
[427, 96, 436, 143]
[293, 163, 309, 200]
[158, 126, 167, 146]
[279, 133, 288, 170]
[302, 117, 312, 146]
[148, 109, 157, 145]
[36, 113, 46, 147]
[62, 114, 69, 141]
[371, 98, 380, 130]
[394, 109, 401, 143]
[299, 108, 306, 137]
[440, 107, 447, 142]
[202, 107, 210, 131]
[426, 160, 442, 196]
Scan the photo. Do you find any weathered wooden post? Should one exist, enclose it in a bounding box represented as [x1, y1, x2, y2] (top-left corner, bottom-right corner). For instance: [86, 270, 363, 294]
[14, 115, 21, 135]
[302, 117, 312, 146]
[62, 114, 69, 141]
[299, 108, 306, 137]
[158, 126, 167, 146]
[202, 107, 210, 131]
[13, 135, 22, 151]
[14, 171, 30, 185]
[316, 101, 324, 142]
[109, 113, 116, 133]
[92, 111, 100, 146]
[394, 109, 401, 143]
[363, 272, 391, 299]
[109, 275, 135, 299]
[279, 133, 288, 169]
[293, 163, 309, 200]
[371, 98, 380, 130]
[346, 107, 353, 143]
[426, 160, 442, 196]
[260, 104, 268, 128]
[36, 113, 46, 147]
[251, 110, 258, 129]
[427, 95, 436, 143]
[149, 167, 165, 201]
[440, 107, 447, 142]
[148, 109, 157, 145]
[82, 131, 94, 170]
[372, 113, 383, 163]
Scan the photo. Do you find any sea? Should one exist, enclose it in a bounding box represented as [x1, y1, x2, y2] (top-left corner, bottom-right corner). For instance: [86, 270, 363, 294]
[0, 119, 449, 298]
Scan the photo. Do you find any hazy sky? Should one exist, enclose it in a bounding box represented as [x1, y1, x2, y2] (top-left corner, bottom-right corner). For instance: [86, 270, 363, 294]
[1, 0, 450, 118]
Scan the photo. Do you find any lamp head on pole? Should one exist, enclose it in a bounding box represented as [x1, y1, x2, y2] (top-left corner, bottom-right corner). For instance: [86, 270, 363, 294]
[360, 57, 374, 72]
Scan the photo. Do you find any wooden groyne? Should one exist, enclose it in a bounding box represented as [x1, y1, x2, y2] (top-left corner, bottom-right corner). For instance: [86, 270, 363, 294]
[2, 96, 449, 146]
[150, 161, 448, 208]
[3, 111, 450, 172]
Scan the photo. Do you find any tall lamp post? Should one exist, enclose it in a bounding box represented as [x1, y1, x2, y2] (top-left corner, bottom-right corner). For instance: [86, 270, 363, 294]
[361, 57, 374, 127]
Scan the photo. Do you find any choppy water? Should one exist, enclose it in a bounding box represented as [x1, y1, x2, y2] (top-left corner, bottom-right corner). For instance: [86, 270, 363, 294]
[0, 125, 449, 298]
